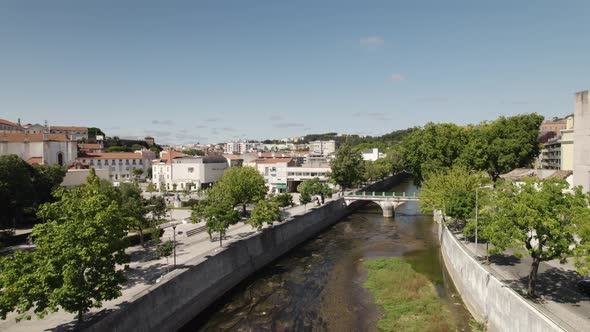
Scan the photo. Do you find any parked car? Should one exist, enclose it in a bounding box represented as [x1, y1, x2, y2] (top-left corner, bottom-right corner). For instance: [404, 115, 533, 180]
[576, 280, 590, 296]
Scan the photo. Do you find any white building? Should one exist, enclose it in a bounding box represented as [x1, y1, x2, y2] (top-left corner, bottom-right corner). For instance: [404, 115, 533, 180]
[75, 151, 153, 182]
[310, 140, 338, 156]
[49, 126, 88, 141]
[254, 158, 296, 193]
[0, 119, 23, 133]
[574, 90, 590, 192]
[152, 151, 228, 191]
[361, 148, 386, 161]
[0, 132, 77, 166]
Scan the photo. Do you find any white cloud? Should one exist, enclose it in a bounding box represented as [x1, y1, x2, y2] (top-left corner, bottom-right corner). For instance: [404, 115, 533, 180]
[360, 36, 384, 47]
[390, 73, 405, 81]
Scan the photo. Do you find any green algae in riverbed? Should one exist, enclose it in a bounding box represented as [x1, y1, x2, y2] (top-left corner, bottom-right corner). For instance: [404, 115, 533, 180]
[363, 257, 456, 332]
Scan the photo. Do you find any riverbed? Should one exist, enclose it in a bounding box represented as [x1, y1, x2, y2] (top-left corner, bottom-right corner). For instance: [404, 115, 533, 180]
[181, 179, 473, 331]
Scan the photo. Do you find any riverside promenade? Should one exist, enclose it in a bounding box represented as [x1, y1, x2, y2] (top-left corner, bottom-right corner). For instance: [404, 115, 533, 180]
[0, 197, 332, 332]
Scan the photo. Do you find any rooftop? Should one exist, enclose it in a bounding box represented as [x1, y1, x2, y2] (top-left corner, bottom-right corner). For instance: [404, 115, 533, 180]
[0, 132, 70, 142]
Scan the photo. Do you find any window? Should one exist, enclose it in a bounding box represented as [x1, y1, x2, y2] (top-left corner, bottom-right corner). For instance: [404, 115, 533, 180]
[188, 167, 194, 173]
[119, 159, 123, 165]
[132, 160, 136, 165]
[57, 152, 64, 166]
[125, 160, 130, 165]
[89, 160, 94, 166]
[139, 159, 143, 165]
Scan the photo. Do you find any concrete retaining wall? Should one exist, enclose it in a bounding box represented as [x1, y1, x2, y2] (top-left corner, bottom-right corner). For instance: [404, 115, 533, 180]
[86, 174, 408, 332]
[435, 211, 564, 332]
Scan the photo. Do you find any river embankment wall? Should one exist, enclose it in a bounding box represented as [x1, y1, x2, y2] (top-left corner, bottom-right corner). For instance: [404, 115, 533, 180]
[86, 174, 409, 332]
[435, 211, 563, 332]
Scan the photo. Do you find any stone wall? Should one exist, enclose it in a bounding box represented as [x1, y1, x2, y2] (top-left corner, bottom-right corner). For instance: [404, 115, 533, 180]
[435, 211, 564, 332]
[86, 174, 408, 332]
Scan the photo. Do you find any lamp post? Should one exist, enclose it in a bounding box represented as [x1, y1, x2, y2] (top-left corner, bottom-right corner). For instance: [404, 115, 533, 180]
[172, 224, 177, 269]
[475, 185, 493, 259]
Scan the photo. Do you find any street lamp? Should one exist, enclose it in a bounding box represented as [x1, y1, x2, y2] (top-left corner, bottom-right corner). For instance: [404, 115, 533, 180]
[172, 224, 177, 269]
[475, 185, 493, 259]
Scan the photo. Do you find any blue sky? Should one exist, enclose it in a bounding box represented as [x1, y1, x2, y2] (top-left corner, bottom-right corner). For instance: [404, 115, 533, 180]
[1, 0, 590, 144]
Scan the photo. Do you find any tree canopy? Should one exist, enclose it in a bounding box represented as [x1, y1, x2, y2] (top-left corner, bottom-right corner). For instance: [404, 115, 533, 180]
[480, 178, 590, 296]
[247, 200, 281, 230]
[212, 166, 267, 215]
[330, 144, 365, 191]
[400, 114, 544, 184]
[0, 155, 66, 230]
[0, 169, 128, 322]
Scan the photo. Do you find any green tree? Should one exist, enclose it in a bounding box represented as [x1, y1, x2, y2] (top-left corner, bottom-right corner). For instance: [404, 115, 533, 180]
[156, 240, 175, 272]
[0, 169, 128, 322]
[481, 178, 590, 296]
[0, 155, 35, 229]
[419, 166, 490, 222]
[330, 144, 365, 192]
[363, 158, 392, 182]
[146, 183, 156, 196]
[191, 197, 240, 247]
[146, 196, 167, 223]
[272, 193, 294, 209]
[213, 167, 267, 215]
[184, 149, 205, 156]
[247, 200, 281, 230]
[31, 164, 67, 205]
[132, 168, 144, 180]
[119, 183, 151, 247]
[458, 114, 544, 181]
[400, 123, 468, 185]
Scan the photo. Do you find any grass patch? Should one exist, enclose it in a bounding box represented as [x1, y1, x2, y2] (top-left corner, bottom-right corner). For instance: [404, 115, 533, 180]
[363, 257, 456, 332]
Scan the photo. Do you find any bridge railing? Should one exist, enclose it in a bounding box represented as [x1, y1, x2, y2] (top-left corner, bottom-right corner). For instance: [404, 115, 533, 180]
[347, 191, 419, 198]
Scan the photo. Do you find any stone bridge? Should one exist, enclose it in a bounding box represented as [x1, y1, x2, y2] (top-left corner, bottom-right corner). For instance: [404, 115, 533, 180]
[344, 191, 420, 217]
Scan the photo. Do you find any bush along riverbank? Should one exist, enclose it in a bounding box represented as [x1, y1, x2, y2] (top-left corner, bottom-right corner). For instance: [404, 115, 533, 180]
[363, 257, 456, 332]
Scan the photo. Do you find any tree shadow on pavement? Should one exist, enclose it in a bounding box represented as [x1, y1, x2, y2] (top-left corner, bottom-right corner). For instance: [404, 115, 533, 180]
[46, 301, 133, 332]
[509, 267, 587, 304]
[123, 263, 170, 289]
[488, 254, 521, 266]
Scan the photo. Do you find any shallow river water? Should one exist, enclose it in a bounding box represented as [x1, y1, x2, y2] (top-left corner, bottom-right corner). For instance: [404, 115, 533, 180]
[181, 179, 473, 331]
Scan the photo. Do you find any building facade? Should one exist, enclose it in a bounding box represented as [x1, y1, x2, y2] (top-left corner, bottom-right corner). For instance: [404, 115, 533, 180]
[75, 151, 153, 182]
[310, 140, 338, 156]
[574, 90, 590, 192]
[0, 132, 77, 166]
[152, 151, 228, 191]
[49, 126, 88, 141]
[0, 119, 23, 133]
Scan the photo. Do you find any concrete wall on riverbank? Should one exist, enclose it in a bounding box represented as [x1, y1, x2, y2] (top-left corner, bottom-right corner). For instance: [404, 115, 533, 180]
[86, 174, 409, 332]
[435, 211, 563, 332]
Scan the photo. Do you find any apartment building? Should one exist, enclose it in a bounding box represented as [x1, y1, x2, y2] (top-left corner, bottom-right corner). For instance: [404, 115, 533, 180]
[574, 90, 590, 192]
[152, 151, 228, 191]
[49, 126, 88, 141]
[75, 150, 153, 182]
[310, 140, 339, 156]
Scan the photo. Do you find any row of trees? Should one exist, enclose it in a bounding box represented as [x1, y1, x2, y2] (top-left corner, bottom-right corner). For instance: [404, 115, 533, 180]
[0, 170, 169, 322]
[400, 114, 544, 184]
[420, 167, 590, 296]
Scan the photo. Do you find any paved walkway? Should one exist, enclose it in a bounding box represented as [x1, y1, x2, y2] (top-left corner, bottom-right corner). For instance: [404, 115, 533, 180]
[0, 195, 338, 332]
[453, 231, 590, 332]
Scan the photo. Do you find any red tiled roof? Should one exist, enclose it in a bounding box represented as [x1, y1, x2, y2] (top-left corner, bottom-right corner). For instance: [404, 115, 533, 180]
[0, 132, 70, 142]
[256, 158, 293, 164]
[0, 119, 20, 128]
[50, 126, 88, 132]
[157, 150, 189, 165]
[223, 154, 243, 160]
[78, 152, 144, 160]
[26, 157, 43, 165]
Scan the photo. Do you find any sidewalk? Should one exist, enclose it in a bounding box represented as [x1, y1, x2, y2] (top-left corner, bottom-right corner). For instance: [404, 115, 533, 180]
[452, 231, 590, 332]
[0, 195, 338, 332]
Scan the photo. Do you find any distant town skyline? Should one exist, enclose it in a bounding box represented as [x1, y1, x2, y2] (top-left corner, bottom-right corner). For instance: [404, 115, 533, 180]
[2, 1, 590, 144]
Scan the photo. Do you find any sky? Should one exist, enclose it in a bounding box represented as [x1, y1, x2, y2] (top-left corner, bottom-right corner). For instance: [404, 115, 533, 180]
[1, 0, 590, 144]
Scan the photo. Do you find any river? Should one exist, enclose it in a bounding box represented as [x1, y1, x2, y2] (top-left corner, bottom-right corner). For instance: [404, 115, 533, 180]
[181, 179, 473, 331]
